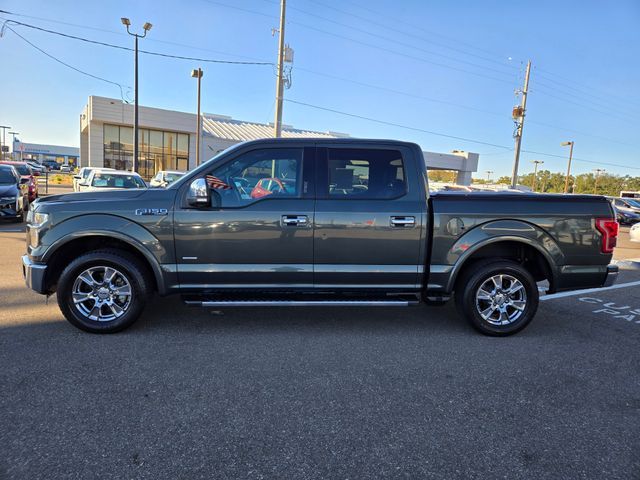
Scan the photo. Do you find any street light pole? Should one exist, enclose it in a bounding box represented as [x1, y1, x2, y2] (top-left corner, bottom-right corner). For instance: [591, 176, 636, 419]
[0, 126, 11, 161]
[121, 18, 152, 174]
[191, 67, 204, 167]
[485, 170, 493, 182]
[593, 168, 605, 195]
[531, 160, 544, 192]
[8, 132, 19, 160]
[561, 141, 574, 194]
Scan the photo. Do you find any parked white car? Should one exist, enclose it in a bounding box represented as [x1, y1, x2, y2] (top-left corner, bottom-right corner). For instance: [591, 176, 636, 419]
[149, 170, 186, 188]
[78, 170, 147, 192]
[73, 167, 116, 192]
[630, 223, 640, 243]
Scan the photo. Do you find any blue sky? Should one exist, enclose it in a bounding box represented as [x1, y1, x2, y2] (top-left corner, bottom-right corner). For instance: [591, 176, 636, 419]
[0, 0, 638, 178]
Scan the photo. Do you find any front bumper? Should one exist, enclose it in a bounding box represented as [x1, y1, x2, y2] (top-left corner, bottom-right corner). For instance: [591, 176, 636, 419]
[603, 264, 618, 287]
[22, 255, 48, 294]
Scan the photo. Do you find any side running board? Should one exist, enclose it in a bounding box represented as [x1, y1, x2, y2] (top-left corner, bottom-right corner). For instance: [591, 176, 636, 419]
[184, 299, 414, 308]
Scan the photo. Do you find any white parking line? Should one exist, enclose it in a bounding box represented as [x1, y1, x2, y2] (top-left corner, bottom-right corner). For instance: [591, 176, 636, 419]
[541, 280, 640, 301]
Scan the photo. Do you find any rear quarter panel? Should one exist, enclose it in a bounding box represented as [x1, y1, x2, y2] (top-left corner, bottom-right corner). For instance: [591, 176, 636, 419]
[428, 193, 615, 292]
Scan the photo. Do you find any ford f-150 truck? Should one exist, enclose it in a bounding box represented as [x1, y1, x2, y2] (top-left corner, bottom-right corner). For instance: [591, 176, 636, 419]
[22, 138, 619, 335]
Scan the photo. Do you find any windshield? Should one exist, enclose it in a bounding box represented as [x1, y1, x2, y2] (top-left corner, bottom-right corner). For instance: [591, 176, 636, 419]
[0, 170, 17, 184]
[165, 173, 184, 183]
[168, 142, 246, 190]
[626, 199, 640, 208]
[91, 173, 146, 188]
[12, 164, 30, 176]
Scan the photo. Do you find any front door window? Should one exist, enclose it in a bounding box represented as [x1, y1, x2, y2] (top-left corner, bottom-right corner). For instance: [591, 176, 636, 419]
[206, 148, 303, 207]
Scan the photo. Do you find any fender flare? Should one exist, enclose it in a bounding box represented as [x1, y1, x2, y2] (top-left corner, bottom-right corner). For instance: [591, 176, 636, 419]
[41, 215, 169, 294]
[444, 219, 563, 292]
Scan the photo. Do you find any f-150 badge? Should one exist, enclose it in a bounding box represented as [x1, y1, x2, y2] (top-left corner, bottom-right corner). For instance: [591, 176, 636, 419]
[135, 208, 168, 216]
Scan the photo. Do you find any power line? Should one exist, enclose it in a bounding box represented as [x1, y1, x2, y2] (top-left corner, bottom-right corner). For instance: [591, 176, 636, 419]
[275, 1, 519, 78]
[197, 0, 518, 84]
[296, 66, 635, 148]
[285, 99, 514, 149]
[521, 149, 640, 170]
[532, 84, 635, 123]
[285, 99, 640, 170]
[535, 66, 640, 109]
[534, 70, 637, 111]
[0, 9, 275, 63]
[534, 78, 636, 119]
[303, 0, 520, 68]
[295, 67, 507, 117]
[2, 25, 130, 100]
[288, 20, 517, 85]
[1, 19, 274, 65]
[525, 119, 635, 147]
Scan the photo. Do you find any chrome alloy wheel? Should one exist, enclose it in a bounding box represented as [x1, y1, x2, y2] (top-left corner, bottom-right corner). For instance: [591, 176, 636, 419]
[475, 274, 527, 326]
[71, 266, 132, 322]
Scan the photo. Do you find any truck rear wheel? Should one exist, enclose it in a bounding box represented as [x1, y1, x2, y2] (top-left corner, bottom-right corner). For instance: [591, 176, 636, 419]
[455, 260, 539, 336]
[56, 249, 151, 333]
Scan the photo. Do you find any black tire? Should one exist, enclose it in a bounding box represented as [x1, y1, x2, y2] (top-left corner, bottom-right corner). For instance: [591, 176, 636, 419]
[454, 260, 539, 336]
[56, 249, 151, 333]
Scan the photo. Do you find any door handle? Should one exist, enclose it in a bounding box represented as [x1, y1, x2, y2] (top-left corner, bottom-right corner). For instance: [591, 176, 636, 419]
[282, 215, 308, 226]
[390, 216, 415, 227]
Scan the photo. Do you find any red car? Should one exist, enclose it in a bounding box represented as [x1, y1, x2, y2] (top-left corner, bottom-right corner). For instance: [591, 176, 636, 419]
[0, 161, 38, 202]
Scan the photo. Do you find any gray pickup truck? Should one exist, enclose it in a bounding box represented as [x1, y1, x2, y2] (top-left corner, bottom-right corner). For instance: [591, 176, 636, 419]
[22, 138, 619, 335]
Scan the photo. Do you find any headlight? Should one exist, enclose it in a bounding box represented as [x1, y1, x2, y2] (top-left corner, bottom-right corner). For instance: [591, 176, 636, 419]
[27, 211, 49, 228]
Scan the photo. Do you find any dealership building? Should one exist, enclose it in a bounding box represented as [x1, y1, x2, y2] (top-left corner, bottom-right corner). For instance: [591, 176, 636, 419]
[11, 139, 79, 166]
[80, 96, 478, 183]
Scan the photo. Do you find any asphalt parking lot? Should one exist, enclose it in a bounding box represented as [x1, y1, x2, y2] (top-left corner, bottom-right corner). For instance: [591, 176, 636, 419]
[1, 221, 639, 479]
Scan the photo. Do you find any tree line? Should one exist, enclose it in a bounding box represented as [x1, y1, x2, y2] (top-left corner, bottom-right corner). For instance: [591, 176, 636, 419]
[427, 169, 640, 196]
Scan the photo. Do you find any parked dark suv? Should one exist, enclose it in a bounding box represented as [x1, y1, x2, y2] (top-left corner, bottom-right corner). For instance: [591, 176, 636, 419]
[0, 165, 29, 222]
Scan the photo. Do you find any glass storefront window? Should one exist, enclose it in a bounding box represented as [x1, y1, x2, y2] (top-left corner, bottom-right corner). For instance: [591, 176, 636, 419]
[103, 125, 189, 179]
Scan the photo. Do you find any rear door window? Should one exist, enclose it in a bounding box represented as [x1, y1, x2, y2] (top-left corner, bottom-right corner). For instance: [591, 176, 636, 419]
[326, 148, 406, 199]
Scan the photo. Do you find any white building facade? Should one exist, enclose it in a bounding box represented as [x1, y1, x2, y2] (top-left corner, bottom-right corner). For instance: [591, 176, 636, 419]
[80, 96, 339, 180]
[80, 96, 479, 184]
[12, 139, 79, 166]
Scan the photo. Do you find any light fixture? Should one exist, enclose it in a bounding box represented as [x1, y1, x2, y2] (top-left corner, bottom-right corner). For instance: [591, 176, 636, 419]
[120, 17, 131, 26]
[143, 22, 153, 31]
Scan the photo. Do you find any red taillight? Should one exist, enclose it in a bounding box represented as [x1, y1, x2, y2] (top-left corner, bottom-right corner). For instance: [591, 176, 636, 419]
[595, 218, 619, 254]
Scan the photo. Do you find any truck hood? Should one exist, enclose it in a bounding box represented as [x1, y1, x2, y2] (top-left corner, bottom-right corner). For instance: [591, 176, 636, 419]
[35, 188, 148, 205]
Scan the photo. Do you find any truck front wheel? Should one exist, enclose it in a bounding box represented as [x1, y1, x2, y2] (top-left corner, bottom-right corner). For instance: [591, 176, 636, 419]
[455, 260, 539, 336]
[56, 250, 151, 333]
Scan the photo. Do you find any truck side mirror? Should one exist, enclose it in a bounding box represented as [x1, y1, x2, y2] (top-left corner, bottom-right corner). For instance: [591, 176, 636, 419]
[187, 178, 210, 207]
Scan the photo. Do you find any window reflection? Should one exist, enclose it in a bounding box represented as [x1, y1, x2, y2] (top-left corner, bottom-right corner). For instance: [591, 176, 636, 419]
[103, 124, 190, 179]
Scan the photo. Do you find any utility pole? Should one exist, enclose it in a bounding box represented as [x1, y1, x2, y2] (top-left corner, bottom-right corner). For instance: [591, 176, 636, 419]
[593, 168, 605, 195]
[273, 0, 286, 138]
[0, 125, 10, 161]
[510, 60, 532, 188]
[531, 160, 544, 192]
[191, 67, 203, 167]
[561, 141, 574, 194]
